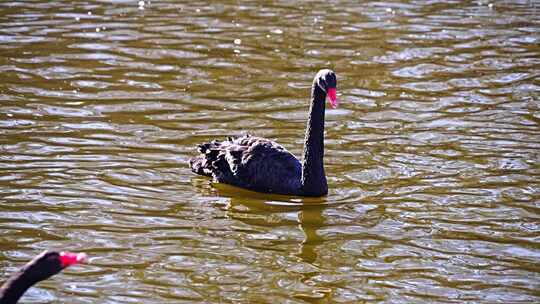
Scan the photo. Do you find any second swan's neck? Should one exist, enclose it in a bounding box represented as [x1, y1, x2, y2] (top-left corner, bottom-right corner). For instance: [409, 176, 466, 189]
[0, 273, 37, 304]
[301, 83, 328, 196]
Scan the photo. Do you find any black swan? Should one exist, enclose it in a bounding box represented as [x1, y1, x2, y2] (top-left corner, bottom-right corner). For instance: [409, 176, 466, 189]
[190, 69, 338, 197]
[0, 250, 87, 304]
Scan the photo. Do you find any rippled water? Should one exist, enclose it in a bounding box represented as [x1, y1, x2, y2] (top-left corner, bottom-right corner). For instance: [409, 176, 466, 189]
[1, 0, 539, 303]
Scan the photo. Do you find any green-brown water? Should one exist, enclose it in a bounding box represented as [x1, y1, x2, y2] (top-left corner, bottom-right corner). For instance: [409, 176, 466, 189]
[1, 1, 539, 303]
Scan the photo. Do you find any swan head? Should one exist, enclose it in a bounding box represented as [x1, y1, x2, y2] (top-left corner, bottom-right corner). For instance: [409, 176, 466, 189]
[315, 69, 338, 108]
[22, 250, 87, 283]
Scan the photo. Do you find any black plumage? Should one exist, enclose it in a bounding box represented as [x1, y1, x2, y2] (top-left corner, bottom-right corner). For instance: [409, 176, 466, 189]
[189, 69, 338, 197]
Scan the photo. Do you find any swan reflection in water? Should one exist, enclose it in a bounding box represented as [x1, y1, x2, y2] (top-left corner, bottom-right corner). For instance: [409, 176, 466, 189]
[211, 183, 328, 264]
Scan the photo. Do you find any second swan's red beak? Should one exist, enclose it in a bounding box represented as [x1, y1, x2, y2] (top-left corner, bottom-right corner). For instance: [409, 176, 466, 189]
[59, 252, 88, 268]
[328, 88, 338, 108]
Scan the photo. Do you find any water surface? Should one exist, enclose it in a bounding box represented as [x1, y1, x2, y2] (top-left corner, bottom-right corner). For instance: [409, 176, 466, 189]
[0, 1, 539, 303]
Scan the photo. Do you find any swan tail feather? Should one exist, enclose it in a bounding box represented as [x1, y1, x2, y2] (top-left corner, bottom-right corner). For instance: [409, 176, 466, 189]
[190, 137, 238, 179]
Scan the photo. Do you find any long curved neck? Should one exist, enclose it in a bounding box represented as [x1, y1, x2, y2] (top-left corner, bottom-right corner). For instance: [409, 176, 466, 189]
[0, 272, 38, 304]
[301, 83, 328, 196]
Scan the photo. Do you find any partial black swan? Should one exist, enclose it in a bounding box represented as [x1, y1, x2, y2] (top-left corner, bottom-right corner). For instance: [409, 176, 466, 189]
[0, 250, 87, 304]
[190, 69, 338, 197]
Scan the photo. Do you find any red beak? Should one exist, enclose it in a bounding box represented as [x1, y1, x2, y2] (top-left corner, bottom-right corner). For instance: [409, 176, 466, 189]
[327, 88, 338, 108]
[59, 252, 88, 268]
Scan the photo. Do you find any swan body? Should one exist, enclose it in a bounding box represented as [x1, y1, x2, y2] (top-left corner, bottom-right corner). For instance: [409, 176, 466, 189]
[189, 69, 338, 197]
[191, 135, 303, 194]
